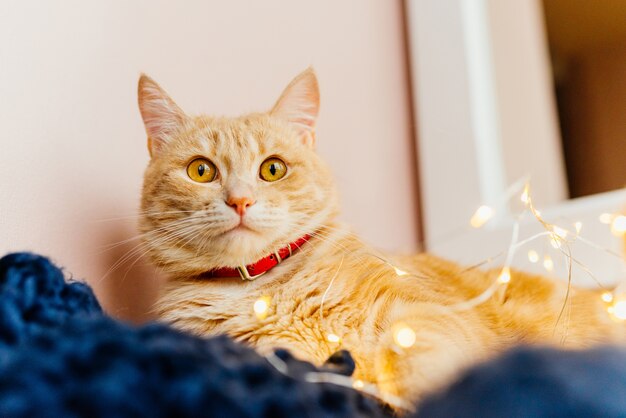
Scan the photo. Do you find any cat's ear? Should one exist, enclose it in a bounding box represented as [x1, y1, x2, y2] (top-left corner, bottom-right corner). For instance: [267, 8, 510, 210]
[138, 74, 189, 157]
[270, 67, 320, 147]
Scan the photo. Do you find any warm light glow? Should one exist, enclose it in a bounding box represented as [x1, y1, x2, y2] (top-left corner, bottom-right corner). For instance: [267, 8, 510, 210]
[599, 213, 613, 224]
[601, 292, 614, 303]
[327, 333, 341, 343]
[497, 267, 511, 284]
[253, 296, 271, 320]
[520, 185, 530, 205]
[574, 221, 583, 235]
[611, 301, 626, 320]
[549, 226, 567, 249]
[552, 226, 568, 239]
[527, 250, 539, 263]
[543, 255, 554, 272]
[394, 266, 408, 276]
[393, 323, 416, 348]
[470, 205, 494, 228]
[353, 380, 365, 389]
[610, 215, 626, 236]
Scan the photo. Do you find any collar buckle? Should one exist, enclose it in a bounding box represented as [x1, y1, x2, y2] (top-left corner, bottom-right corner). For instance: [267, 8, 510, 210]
[236, 251, 283, 281]
[237, 265, 265, 281]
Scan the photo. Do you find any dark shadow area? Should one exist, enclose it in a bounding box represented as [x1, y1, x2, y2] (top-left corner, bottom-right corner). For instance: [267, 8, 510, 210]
[542, 0, 626, 198]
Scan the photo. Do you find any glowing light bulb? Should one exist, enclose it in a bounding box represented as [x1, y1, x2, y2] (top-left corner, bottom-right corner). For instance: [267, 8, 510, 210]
[470, 205, 494, 228]
[599, 213, 613, 224]
[611, 301, 626, 320]
[520, 185, 530, 205]
[543, 255, 554, 272]
[353, 380, 365, 389]
[527, 250, 539, 263]
[394, 267, 408, 276]
[552, 226, 568, 239]
[497, 267, 511, 284]
[393, 323, 416, 348]
[601, 292, 614, 303]
[550, 238, 561, 249]
[574, 222, 583, 235]
[253, 296, 271, 320]
[327, 333, 341, 343]
[610, 216, 626, 236]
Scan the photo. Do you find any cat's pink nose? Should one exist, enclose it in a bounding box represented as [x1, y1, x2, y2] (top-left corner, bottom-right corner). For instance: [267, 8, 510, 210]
[227, 196, 255, 216]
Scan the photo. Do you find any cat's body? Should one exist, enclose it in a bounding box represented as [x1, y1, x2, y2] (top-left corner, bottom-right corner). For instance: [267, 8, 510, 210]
[137, 69, 625, 408]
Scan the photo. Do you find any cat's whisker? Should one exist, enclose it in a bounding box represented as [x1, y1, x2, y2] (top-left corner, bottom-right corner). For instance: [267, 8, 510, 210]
[120, 224, 206, 281]
[98, 217, 202, 252]
[100, 222, 204, 283]
[91, 209, 198, 223]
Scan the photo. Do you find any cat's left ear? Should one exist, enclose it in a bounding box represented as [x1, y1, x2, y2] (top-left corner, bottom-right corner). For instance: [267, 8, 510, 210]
[270, 67, 320, 147]
[138, 74, 190, 157]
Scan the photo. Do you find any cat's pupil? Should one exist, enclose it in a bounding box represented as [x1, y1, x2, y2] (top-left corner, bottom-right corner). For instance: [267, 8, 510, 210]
[198, 164, 205, 176]
[269, 164, 277, 176]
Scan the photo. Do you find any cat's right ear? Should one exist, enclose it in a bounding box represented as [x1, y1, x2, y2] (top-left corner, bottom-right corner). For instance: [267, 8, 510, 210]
[271, 68, 320, 147]
[138, 74, 189, 157]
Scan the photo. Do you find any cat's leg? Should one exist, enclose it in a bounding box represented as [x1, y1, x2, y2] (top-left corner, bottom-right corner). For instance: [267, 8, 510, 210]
[373, 302, 498, 407]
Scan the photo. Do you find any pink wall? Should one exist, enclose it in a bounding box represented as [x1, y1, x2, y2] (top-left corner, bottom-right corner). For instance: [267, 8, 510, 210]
[0, 1, 418, 321]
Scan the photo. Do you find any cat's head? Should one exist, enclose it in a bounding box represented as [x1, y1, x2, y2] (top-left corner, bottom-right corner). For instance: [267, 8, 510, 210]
[137, 69, 339, 276]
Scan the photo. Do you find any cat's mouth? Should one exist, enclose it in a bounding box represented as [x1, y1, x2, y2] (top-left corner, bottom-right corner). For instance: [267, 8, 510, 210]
[229, 224, 254, 233]
[224, 220, 257, 235]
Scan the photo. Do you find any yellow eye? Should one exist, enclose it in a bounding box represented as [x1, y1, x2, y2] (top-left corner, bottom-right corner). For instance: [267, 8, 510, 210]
[260, 157, 287, 182]
[186, 158, 217, 183]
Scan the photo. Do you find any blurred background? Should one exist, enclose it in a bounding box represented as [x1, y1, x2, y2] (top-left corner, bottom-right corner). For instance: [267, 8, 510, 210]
[543, 0, 626, 198]
[1, 0, 625, 322]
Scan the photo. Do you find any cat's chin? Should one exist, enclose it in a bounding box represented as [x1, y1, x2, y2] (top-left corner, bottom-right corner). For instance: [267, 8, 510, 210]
[211, 227, 272, 264]
[221, 224, 262, 239]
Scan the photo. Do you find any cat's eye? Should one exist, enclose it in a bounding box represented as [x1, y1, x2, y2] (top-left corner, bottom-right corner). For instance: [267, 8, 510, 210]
[187, 158, 217, 183]
[259, 157, 287, 182]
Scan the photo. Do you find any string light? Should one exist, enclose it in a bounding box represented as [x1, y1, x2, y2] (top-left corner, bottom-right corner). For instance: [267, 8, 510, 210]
[264, 352, 413, 412]
[497, 267, 511, 284]
[574, 221, 583, 235]
[610, 215, 626, 236]
[389, 180, 625, 323]
[470, 205, 494, 228]
[552, 226, 568, 240]
[352, 379, 365, 389]
[610, 300, 626, 321]
[543, 255, 554, 272]
[520, 184, 530, 205]
[394, 267, 408, 276]
[253, 296, 271, 320]
[599, 213, 613, 224]
[601, 292, 614, 303]
[250, 177, 626, 395]
[393, 323, 416, 349]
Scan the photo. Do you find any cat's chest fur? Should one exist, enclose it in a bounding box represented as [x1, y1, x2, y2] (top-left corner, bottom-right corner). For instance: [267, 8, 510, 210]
[157, 257, 372, 367]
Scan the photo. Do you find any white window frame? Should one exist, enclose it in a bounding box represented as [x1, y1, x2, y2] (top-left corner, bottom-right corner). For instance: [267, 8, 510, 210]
[405, 0, 626, 287]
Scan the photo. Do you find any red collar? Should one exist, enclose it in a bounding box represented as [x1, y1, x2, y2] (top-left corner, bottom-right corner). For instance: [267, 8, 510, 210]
[204, 234, 311, 281]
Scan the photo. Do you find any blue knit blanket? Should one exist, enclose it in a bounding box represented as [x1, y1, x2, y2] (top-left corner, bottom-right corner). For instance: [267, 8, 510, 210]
[1, 252, 624, 417]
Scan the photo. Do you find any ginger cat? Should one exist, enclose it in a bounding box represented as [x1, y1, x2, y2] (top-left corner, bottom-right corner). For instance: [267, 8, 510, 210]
[137, 69, 625, 408]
